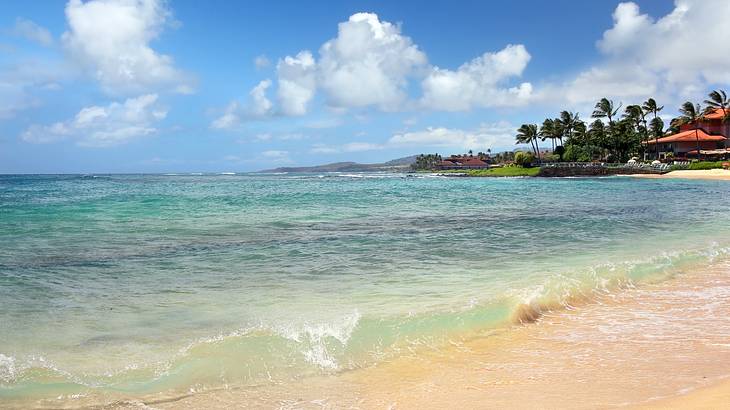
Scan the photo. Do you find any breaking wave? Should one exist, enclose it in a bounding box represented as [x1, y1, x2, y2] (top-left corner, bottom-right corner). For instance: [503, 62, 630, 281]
[3, 244, 729, 405]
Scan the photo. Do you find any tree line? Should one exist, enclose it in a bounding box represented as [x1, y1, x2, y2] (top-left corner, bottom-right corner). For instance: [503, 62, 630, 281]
[515, 89, 730, 163]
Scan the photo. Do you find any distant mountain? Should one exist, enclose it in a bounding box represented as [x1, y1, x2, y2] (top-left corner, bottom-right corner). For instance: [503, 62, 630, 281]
[259, 155, 418, 173]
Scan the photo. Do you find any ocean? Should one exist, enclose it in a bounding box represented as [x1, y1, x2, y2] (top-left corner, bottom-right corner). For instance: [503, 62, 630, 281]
[1, 173, 730, 406]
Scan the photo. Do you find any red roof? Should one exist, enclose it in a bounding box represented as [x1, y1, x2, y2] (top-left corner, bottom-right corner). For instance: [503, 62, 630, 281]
[646, 129, 727, 144]
[439, 160, 457, 166]
[703, 107, 729, 120]
[461, 158, 488, 166]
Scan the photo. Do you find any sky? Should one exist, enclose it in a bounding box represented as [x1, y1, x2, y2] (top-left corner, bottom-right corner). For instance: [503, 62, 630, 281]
[2, 0, 729, 173]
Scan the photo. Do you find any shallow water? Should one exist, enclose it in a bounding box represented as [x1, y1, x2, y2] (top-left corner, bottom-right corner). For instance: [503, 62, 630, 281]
[1, 173, 729, 406]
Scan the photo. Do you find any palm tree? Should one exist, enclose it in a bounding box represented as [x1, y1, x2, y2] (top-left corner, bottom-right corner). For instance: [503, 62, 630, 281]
[642, 98, 664, 120]
[642, 98, 664, 159]
[539, 119, 556, 150]
[649, 117, 664, 158]
[588, 119, 608, 160]
[623, 105, 645, 133]
[515, 124, 541, 163]
[592, 98, 622, 159]
[676, 101, 704, 161]
[570, 121, 588, 146]
[704, 89, 729, 121]
[623, 105, 648, 159]
[559, 111, 581, 146]
[592, 98, 621, 124]
[540, 118, 564, 150]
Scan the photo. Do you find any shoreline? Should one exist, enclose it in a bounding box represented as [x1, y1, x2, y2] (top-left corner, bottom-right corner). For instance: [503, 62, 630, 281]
[630, 168, 730, 180]
[92, 257, 730, 410]
[636, 378, 730, 409]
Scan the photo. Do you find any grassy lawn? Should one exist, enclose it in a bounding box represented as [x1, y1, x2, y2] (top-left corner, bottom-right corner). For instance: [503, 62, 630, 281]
[437, 166, 540, 177]
[686, 161, 726, 170]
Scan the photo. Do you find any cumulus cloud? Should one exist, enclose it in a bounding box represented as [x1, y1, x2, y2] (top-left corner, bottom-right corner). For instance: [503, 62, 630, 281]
[277, 51, 317, 116]
[421, 44, 532, 111]
[316, 12, 427, 110]
[218, 12, 530, 120]
[211, 79, 273, 129]
[275, 13, 530, 114]
[388, 122, 515, 150]
[249, 79, 273, 116]
[542, 0, 730, 107]
[10, 18, 53, 46]
[210, 101, 241, 130]
[22, 94, 167, 146]
[62, 0, 191, 95]
[311, 122, 515, 155]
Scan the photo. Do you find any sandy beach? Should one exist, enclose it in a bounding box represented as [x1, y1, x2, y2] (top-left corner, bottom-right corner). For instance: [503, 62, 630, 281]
[638, 379, 730, 409]
[632, 168, 730, 180]
[97, 258, 730, 410]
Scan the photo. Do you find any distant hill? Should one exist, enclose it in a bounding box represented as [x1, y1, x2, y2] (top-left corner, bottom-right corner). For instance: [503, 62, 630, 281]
[259, 155, 418, 173]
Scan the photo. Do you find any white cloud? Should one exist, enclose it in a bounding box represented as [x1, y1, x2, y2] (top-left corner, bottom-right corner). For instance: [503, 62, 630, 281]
[210, 101, 241, 130]
[22, 94, 167, 146]
[311, 122, 514, 155]
[11, 18, 53, 46]
[62, 0, 191, 95]
[421, 44, 532, 111]
[211, 79, 273, 129]
[542, 0, 730, 107]
[216, 12, 534, 120]
[388, 122, 515, 150]
[0, 83, 39, 119]
[250, 79, 273, 116]
[277, 51, 317, 116]
[316, 12, 427, 110]
[254, 55, 270, 69]
[311, 141, 384, 154]
[254, 132, 305, 142]
[0, 61, 70, 119]
[304, 117, 342, 129]
[261, 150, 291, 163]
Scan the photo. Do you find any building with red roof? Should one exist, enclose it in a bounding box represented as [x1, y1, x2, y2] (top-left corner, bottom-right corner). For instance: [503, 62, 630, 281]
[436, 155, 491, 170]
[645, 108, 729, 159]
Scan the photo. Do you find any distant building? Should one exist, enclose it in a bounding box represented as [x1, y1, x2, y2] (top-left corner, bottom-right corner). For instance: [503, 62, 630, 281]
[437, 155, 490, 170]
[646, 108, 729, 159]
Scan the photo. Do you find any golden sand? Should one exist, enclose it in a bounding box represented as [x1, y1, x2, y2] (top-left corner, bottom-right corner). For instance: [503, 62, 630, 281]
[637, 378, 730, 409]
[632, 168, 730, 180]
[105, 260, 730, 410]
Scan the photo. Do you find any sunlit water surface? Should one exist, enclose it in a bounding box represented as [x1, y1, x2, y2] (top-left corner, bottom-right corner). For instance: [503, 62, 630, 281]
[1, 173, 729, 405]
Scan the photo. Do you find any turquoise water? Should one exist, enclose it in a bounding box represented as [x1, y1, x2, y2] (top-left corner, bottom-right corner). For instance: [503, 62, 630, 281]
[1, 173, 730, 404]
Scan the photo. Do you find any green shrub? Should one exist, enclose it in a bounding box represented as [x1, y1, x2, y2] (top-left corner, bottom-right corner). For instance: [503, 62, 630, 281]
[687, 161, 724, 170]
[514, 151, 535, 167]
[466, 167, 540, 177]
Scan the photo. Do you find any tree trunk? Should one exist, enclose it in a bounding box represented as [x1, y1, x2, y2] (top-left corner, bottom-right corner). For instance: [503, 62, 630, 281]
[695, 127, 701, 161]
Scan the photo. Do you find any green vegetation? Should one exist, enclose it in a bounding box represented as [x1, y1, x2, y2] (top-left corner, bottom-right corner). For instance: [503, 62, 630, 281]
[515, 89, 729, 163]
[513, 151, 535, 167]
[411, 89, 729, 174]
[442, 166, 540, 177]
[412, 153, 443, 170]
[515, 124, 541, 161]
[687, 161, 726, 170]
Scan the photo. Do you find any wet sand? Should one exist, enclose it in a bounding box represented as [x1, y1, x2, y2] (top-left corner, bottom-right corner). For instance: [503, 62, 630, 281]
[102, 259, 730, 410]
[632, 168, 730, 180]
[638, 378, 730, 409]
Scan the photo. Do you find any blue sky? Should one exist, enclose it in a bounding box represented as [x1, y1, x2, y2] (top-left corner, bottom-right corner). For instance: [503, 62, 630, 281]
[2, 0, 727, 173]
